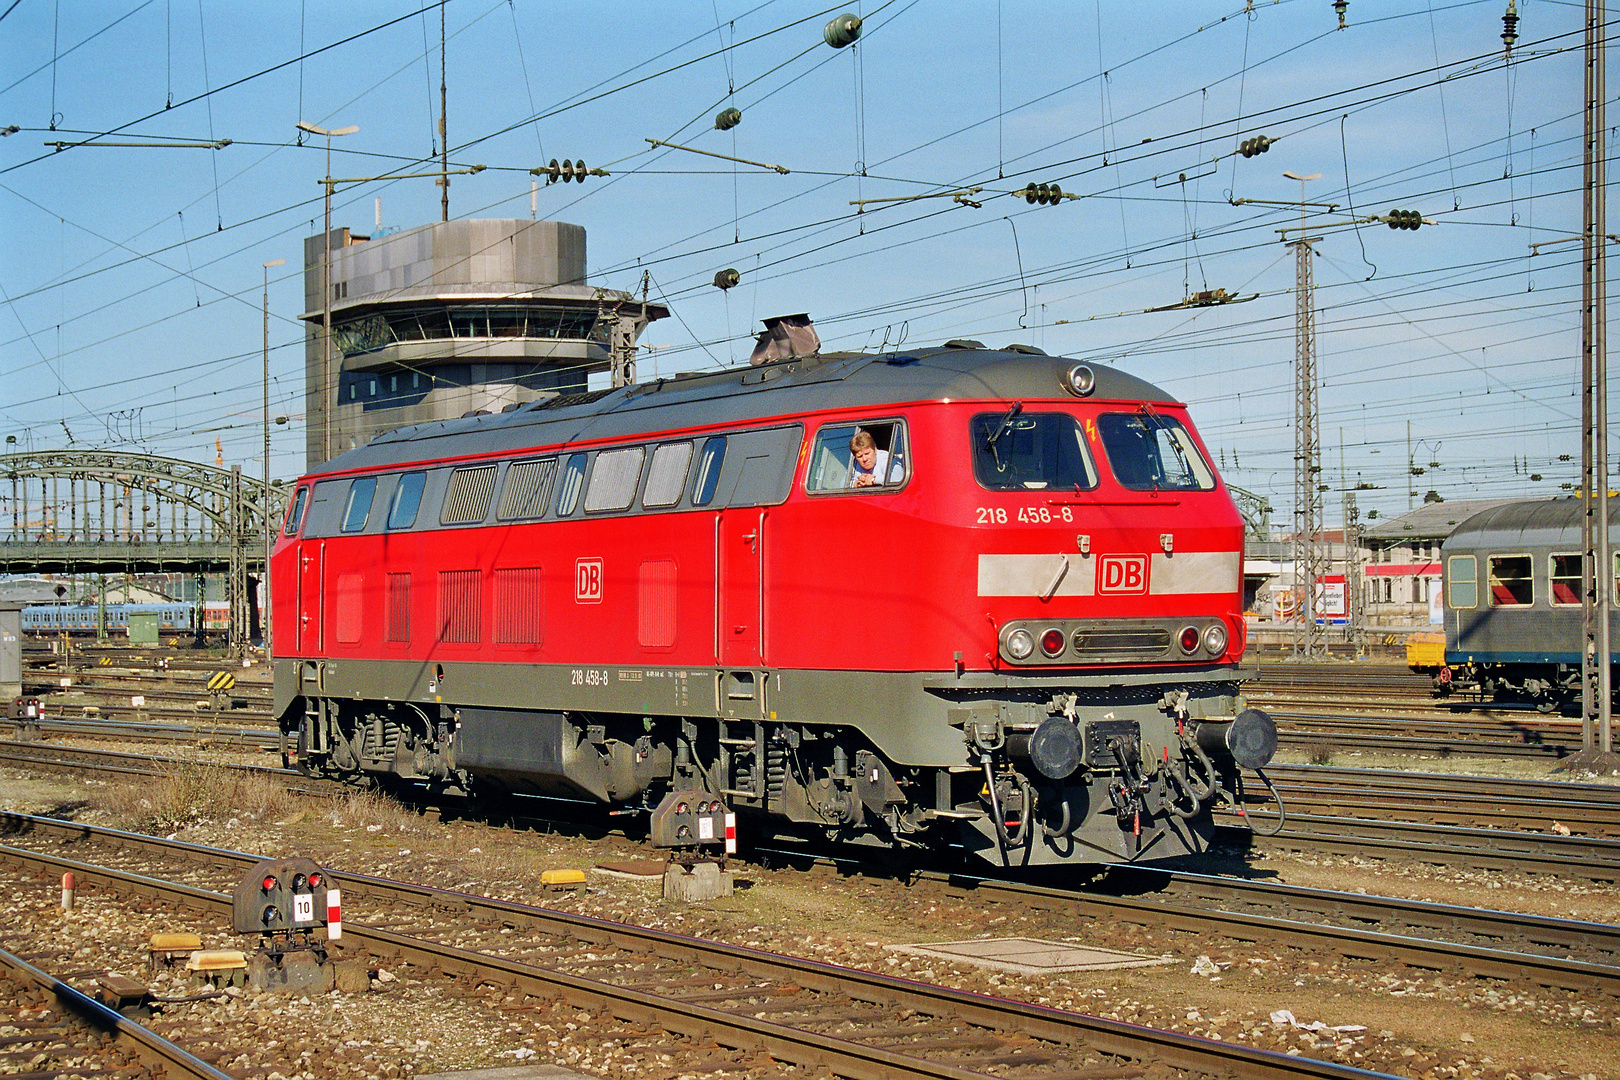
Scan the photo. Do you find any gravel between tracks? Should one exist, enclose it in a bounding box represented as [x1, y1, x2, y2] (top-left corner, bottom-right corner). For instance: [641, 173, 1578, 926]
[1, 752, 1616, 1080]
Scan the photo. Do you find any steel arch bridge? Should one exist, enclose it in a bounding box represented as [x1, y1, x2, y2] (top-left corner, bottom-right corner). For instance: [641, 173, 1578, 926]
[0, 450, 288, 647]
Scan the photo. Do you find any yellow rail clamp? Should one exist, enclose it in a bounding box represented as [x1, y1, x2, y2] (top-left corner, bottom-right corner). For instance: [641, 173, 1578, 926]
[186, 950, 247, 972]
[540, 868, 587, 889]
[206, 671, 237, 692]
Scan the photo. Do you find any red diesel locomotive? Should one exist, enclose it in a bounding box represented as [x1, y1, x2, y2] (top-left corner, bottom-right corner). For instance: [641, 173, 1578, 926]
[270, 342, 1276, 867]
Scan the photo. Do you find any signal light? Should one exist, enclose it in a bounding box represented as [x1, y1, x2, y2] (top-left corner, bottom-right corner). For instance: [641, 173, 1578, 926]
[1021, 182, 1065, 205]
[308, 872, 322, 889]
[261, 875, 277, 892]
[261, 904, 279, 925]
[1387, 209, 1423, 230]
[532, 158, 605, 185]
[1238, 135, 1273, 158]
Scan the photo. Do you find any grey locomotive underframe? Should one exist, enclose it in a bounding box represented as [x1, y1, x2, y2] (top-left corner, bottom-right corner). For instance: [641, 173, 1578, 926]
[275, 657, 1261, 864]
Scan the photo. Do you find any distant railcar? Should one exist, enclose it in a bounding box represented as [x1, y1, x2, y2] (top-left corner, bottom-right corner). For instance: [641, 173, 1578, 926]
[1435, 498, 1620, 712]
[270, 343, 1277, 868]
[21, 601, 197, 636]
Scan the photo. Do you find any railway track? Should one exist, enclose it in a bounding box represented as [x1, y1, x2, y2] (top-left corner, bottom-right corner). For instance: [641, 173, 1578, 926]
[3, 744, 1620, 1003]
[0, 942, 238, 1080]
[0, 813, 1409, 1080]
[7, 735, 1617, 882]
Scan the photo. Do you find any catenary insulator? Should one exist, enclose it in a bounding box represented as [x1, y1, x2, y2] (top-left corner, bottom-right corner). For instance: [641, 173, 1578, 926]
[1333, 0, 1348, 29]
[1239, 135, 1273, 158]
[1502, 0, 1519, 56]
[824, 13, 862, 48]
[713, 268, 741, 290]
[715, 107, 742, 131]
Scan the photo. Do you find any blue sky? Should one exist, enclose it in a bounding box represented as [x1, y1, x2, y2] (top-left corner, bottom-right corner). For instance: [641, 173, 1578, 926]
[0, 0, 1601, 526]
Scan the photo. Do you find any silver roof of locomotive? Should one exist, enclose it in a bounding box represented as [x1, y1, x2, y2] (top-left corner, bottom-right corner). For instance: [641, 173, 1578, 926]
[309, 345, 1182, 476]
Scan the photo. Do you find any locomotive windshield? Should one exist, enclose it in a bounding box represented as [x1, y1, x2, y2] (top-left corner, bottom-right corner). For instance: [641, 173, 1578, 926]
[1096, 413, 1216, 492]
[970, 412, 1097, 491]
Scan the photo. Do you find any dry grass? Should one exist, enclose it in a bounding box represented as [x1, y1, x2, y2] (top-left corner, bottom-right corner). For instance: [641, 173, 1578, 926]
[320, 786, 423, 834]
[94, 758, 300, 835]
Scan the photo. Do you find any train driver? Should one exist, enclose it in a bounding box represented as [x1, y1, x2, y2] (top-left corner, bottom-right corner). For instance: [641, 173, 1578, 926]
[849, 429, 891, 488]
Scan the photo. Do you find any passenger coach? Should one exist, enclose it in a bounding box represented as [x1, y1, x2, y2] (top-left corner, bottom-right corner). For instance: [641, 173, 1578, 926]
[271, 342, 1275, 867]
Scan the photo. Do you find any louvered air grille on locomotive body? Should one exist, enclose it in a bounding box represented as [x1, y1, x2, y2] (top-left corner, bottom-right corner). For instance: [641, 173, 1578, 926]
[270, 344, 1276, 867]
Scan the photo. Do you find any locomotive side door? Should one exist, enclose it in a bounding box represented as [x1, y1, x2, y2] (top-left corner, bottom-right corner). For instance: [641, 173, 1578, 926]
[719, 507, 765, 670]
[297, 540, 324, 654]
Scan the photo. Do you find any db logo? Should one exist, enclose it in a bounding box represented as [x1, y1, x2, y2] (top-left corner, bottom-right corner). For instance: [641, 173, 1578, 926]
[1098, 554, 1148, 594]
[575, 558, 604, 603]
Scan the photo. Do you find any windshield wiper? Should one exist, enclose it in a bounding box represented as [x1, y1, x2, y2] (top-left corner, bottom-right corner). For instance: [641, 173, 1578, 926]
[984, 401, 1023, 469]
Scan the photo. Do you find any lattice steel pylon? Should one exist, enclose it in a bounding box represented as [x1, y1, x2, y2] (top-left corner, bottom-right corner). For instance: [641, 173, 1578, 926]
[1567, 0, 1620, 773]
[1291, 234, 1328, 659]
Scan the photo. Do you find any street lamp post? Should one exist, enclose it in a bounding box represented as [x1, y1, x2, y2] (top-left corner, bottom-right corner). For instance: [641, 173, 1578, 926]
[262, 257, 285, 653]
[294, 121, 358, 464]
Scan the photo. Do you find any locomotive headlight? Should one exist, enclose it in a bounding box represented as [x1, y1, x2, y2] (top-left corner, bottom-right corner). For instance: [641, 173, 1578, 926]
[1178, 625, 1201, 655]
[1064, 363, 1096, 396]
[1006, 628, 1036, 660]
[1039, 627, 1066, 657]
[1202, 623, 1229, 656]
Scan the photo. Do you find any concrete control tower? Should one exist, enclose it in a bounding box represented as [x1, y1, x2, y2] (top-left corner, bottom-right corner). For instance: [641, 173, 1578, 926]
[300, 218, 666, 468]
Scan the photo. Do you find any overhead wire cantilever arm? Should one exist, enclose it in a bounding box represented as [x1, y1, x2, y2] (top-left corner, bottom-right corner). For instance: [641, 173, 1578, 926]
[644, 138, 789, 174]
[850, 187, 985, 211]
[325, 165, 486, 186]
[45, 139, 233, 150]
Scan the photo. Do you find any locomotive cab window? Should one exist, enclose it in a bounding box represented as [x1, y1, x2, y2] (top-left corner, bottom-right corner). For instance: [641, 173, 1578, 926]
[1096, 413, 1215, 491]
[340, 478, 377, 533]
[806, 421, 906, 492]
[1446, 555, 1478, 609]
[1487, 554, 1534, 606]
[1550, 553, 1583, 606]
[970, 411, 1096, 491]
[387, 472, 426, 530]
[283, 485, 309, 536]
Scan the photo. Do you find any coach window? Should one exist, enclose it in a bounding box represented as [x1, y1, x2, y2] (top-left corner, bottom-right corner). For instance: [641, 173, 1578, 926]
[283, 485, 309, 536]
[970, 412, 1095, 491]
[1446, 555, 1478, 609]
[387, 472, 426, 530]
[585, 447, 646, 512]
[691, 437, 727, 506]
[807, 421, 907, 492]
[1550, 553, 1582, 606]
[556, 453, 589, 516]
[1487, 554, 1533, 606]
[643, 442, 694, 509]
[340, 478, 377, 533]
[1096, 413, 1214, 491]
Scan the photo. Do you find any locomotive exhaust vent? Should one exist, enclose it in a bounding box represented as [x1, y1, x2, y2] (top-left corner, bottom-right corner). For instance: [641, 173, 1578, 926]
[749, 313, 819, 365]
